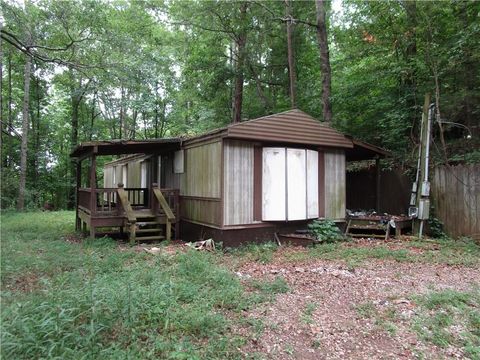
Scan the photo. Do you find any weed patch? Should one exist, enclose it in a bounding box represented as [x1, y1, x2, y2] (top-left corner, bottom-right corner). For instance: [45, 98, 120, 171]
[0, 211, 282, 359]
[229, 242, 278, 264]
[249, 276, 289, 296]
[413, 289, 480, 358]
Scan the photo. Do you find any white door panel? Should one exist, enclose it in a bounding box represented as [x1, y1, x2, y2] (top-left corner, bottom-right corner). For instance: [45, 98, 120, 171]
[262, 148, 286, 221]
[287, 149, 307, 220]
[306, 150, 319, 218]
[141, 162, 147, 188]
[122, 165, 127, 187]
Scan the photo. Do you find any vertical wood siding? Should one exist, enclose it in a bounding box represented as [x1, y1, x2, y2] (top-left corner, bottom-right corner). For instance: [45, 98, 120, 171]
[103, 167, 113, 188]
[181, 198, 221, 226]
[432, 164, 479, 240]
[223, 140, 254, 225]
[182, 141, 221, 197]
[127, 161, 141, 187]
[162, 155, 181, 189]
[324, 149, 346, 219]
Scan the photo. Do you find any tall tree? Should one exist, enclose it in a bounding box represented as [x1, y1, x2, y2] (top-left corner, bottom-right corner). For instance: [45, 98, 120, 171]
[232, 1, 248, 123]
[285, 0, 297, 108]
[315, 0, 332, 122]
[17, 38, 32, 210]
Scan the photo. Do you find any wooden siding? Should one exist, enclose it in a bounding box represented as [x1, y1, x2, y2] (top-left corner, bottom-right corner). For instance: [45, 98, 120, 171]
[223, 140, 254, 225]
[127, 161, 141, 188]
[162, 154, 181, 189]
[181, 141, 221, 198]
[324, 149, 346, 219]
[432, 164, 480, 240]
[181, 198, 221, 226]
[103, 167, 113, 188]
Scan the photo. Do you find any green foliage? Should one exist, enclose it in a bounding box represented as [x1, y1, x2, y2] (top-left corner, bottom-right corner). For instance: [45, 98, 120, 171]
[0, 211, 284, 359]
[301, 302, 317, 324]
[250, 276, 289, 296]
[293, 238, 479, 267]
[449, 149, 480, 164]
[428, 216, 446, 239]
[308, 219, 345, 243]
[413, 289, 480, 357]
[229, 242, 279, 264]
[355, 302, 377, 319]
[1, 0, 479, 209]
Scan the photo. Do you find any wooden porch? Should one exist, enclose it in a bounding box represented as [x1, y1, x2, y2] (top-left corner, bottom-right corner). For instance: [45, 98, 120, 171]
[71, 139, 183, 244]
[77, 183, 179, 244]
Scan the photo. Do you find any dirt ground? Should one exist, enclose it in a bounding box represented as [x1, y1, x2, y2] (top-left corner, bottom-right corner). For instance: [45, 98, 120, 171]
[230, 248, 480, 360]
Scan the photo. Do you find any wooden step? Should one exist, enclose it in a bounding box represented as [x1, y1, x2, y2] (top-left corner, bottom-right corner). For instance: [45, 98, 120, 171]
[136, 227, 162, 233]
[135, 235, 165, 241]
[136, 221, 160, 226]
[347, 233, 388, 238]
[133, 211, 155, 219]
[349, 224, 386, 230]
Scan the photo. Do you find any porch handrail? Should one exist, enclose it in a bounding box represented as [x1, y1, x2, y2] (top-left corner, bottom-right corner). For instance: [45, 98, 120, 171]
[116, 183, 137, 243]
[152, 183, 175, 241]
[152, 187, 176, 221]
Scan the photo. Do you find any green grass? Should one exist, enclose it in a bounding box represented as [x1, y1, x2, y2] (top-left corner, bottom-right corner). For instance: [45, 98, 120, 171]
[413, 289, 480, 358]
[0, 211, 284, 359]
[355, 302, 377, 319]
[229, 242, 279, 264]
[301, 302, 317, 324]
[233, 237, 480, 267]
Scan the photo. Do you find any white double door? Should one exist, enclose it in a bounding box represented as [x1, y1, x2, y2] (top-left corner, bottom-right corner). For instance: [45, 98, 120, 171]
[262, 147, 319, 221]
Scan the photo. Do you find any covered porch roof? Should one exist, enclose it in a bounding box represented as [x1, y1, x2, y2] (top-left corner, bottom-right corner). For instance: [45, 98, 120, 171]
[345, 138, 391, 161]
[70, 138, 182, 160]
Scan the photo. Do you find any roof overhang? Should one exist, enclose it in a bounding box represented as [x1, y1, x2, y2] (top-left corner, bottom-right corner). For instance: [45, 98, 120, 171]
[70, 138, 182, 159]
[345, 138, 391, 161]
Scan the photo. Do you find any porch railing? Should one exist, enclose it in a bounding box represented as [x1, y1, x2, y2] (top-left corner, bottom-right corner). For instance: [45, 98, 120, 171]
[151, 184, 178, 241]
[78, 188, 92, 212]
[125, 188, 149, 207]
[78, 186, 176, 216]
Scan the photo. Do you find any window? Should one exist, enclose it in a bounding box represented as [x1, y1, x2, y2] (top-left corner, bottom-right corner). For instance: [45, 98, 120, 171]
[173, 150, 184, 173]
[112, 166, 117, 187]
[141, 161, 148, 188]
[122, 165, 127, 187]
[262, 148, 319, 221]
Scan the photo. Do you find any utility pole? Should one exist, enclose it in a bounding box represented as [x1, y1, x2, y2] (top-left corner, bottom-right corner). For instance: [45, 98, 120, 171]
[410, 93, 433, 237]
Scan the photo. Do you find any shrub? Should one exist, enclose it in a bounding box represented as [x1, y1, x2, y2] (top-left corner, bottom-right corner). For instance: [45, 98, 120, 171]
[308, 219, 345, 243]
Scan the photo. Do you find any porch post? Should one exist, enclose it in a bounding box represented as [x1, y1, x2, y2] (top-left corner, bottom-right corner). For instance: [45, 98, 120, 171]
[75, 159, 82, 231]
[89, 151, 97, 238]
[375, 156, 381, 212]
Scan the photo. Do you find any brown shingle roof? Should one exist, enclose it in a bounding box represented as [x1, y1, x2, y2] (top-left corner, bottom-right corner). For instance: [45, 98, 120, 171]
[225, 109, 353, 148]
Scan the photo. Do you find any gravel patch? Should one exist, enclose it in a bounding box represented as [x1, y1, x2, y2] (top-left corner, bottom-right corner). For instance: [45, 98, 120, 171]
[233, 256, 480, 359]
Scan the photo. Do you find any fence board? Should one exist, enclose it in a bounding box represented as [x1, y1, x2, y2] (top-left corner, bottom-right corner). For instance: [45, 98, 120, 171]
[432, 164, 480, 240]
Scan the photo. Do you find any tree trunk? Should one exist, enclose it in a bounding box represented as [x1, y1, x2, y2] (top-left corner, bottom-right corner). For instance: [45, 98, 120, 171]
[89, 92, 97, 141]
[249, 63, 271, 111]
[233, 1, 248, 123]
[315, 0, 332, 123]
[285, 0, 297, 108]
[6, 53, 12, 167]
[68, 74, 81, 209]
[154, 103, 159, 138]
[17, 51, 32, 210]
[159, 101, 166, 137]
[142, 111, 147, 139]
[34, 74, 40, 195]
[119, 86, 124, 139]
[132, 107, 138, 139]
[404, 0, 417, 136]
[0, 19, 3, 166]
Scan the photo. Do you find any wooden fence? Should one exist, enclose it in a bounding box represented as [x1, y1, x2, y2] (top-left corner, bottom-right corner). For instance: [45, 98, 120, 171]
[346, 168, 412, 215]
[432, 164, 480, 240]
